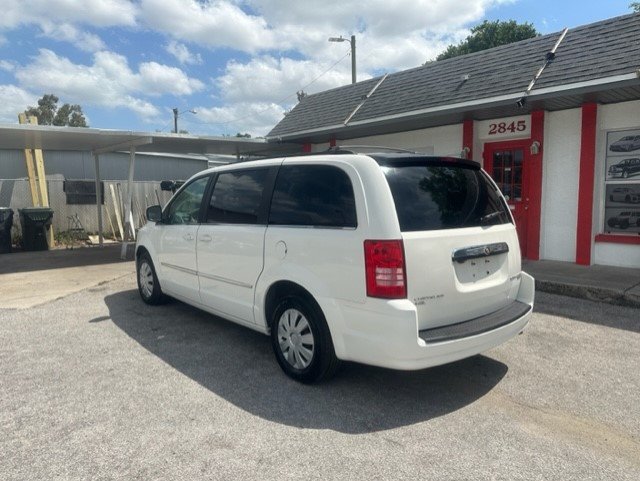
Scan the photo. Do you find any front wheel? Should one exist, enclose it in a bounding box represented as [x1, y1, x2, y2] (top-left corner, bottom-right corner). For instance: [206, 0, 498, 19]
[136, 252, 165, 305]
[270, 295, 340, 383]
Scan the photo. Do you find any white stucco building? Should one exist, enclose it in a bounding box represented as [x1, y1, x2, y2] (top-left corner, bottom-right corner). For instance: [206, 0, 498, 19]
[267, 13, 640, 268]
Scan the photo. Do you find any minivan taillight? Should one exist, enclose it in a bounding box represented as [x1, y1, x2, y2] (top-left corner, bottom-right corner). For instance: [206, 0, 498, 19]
[364, 240, 407, 299]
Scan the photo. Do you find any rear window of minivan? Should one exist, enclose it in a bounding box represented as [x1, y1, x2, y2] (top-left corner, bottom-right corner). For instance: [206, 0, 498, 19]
[382, 162, 511, 232]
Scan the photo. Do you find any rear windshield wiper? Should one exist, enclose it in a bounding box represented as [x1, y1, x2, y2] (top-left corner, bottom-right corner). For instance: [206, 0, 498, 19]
[480, 210, 504, 224]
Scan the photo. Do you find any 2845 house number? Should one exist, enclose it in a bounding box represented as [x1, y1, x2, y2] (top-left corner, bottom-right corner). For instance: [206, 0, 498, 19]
[488, 120, 527, 135]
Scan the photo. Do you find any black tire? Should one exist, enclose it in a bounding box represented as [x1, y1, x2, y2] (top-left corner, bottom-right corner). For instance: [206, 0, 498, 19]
[136, 252, 165, 305]
[270, 295, 341, 383]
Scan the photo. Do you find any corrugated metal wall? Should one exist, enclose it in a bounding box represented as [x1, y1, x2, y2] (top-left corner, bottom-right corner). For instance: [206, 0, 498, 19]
[0, 150, 208, 181]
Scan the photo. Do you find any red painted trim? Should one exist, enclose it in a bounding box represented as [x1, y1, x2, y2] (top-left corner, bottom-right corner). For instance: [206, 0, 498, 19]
[595, 234, 640, 245]
[462, 119, 474, 159]
[329, 137, 336, 148]
[575, 103, 598, 265]
[527, 110, 544, 261]
[302, 142, 312, 153]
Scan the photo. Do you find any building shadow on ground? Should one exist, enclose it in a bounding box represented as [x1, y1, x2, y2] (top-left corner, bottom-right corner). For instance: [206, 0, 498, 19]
[534, 291, 640, 333]
[0, 244, 129, 274]
[103, 289, 508, 434]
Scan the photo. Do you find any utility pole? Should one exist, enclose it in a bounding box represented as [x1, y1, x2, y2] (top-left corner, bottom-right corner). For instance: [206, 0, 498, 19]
[172, 108, 179, 133]
[350, 34, 356, 84]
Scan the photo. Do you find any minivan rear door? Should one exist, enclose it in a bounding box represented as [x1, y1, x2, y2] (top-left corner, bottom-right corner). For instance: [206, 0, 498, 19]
[380, 158, 522, 330]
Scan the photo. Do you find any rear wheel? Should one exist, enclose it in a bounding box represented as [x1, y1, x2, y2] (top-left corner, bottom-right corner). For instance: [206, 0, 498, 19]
[270, 295, 340, 383]
[136, 252, 165, 305]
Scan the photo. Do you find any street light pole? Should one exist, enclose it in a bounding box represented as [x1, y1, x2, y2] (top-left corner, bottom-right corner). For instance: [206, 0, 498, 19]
[172, 108, 197, 133]
[350, 34, 356, 84]
[328, 35, 356, 84]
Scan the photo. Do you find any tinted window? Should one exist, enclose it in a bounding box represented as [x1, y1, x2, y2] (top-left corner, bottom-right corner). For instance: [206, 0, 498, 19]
[207, 169, 268, 224]
[164, 176, 210, 225]
[269, 165, 357, 228]
[382, 163, 511, 232]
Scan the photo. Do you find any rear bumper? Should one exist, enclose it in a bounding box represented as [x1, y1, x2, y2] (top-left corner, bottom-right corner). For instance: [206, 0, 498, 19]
[327, 272, 535, 370]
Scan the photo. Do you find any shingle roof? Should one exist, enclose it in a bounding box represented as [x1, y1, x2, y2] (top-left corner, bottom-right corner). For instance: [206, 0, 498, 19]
[268, 13, 640, 139]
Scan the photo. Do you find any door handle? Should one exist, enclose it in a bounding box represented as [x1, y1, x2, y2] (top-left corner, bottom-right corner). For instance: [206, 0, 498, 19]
[183, 233, 194, 241]
[200, 234, 213, 242]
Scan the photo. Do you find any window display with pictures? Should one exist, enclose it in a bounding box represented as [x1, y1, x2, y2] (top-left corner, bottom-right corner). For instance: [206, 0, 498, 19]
[603, 128, 640, 234]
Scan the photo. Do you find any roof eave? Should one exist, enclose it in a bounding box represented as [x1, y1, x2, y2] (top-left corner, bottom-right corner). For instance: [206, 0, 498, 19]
[266, 72, 640, 142]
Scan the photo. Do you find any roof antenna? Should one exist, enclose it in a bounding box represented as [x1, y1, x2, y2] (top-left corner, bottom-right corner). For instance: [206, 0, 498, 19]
[517, 27, 569, 108]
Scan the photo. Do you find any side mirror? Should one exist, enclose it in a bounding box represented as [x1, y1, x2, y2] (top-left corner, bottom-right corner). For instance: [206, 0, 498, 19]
[146, 205, 163, 223]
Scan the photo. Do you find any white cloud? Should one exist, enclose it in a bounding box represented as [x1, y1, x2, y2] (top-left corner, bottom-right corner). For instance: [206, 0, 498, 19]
[38, 22, 106, 52]
[138, 62, 205, 95]
[139, 0, 275, 53]
[14, 49, 204, 121]
[1, 0, 135, 52]
[166, 40, 203, 65]
[1, 0, 137, 29]
[0, 0, 518, 134]
[192, 102, 285, 137]
[216, 56, 354, 104]
[0, 85, 37, 123]
[0, 60, 15, 72]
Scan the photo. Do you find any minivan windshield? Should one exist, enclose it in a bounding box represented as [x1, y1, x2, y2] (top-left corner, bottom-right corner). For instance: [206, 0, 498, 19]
[382, 162, 511, 232]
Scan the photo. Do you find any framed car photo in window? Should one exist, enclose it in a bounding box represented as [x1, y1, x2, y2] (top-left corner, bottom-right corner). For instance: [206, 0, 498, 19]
[603, 128, 640, 234]
[607, 129, 640, 156]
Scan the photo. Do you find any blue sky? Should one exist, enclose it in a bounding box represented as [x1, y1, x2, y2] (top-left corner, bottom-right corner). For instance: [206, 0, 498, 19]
[0, 1, 635, 137]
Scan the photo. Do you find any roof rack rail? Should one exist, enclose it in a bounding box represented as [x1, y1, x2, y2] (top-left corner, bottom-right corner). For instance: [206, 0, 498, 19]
[326, 145, 419, 154]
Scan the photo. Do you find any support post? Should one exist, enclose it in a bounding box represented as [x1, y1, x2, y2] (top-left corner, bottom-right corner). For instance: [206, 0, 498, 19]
[576, 103, 598, 265]
[121, 147, 136, 259]
[94, 153, 104, 247]
[527, 110, 545, 261]
[462, 119, 474, 159]
[18, 113, 41, 206]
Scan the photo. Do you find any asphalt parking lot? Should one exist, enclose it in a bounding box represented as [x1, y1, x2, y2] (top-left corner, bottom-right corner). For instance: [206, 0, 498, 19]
[1, 271, 639, 480]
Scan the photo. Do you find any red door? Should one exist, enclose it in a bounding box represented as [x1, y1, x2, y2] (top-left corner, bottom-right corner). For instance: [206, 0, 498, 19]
[484, 141, 531, 257]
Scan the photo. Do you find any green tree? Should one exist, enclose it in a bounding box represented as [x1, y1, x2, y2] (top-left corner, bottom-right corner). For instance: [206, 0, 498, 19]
[25, 94, 88, 127]
[235, 132, 251, 138]
[437, 20, 539, 61]
[631, 2, 640, 12]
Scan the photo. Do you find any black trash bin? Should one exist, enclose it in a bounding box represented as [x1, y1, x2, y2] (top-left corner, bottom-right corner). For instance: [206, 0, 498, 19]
[0, 207, 13, 254]
[19, 207, 54, 251]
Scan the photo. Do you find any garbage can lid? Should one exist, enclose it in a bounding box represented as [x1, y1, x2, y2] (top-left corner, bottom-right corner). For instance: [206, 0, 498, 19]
[19, 207, 54, 222]
[19, 207, 54, 212]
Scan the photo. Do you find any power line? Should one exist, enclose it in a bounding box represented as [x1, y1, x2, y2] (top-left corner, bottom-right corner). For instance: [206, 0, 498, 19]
[152, 49, 352, 133]
[184, 50, 352, 129]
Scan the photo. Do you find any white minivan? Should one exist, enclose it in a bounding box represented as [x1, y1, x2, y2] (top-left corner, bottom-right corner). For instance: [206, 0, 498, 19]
[136, 151, 534, 383]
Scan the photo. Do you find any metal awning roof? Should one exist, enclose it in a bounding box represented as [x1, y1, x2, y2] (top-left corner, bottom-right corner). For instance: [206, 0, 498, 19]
[0, 124, 299, 156]
[0, 123, 301, 257]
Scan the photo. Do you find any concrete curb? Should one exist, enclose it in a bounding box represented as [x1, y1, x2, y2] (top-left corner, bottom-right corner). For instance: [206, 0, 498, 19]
[535, 279, 640, 308]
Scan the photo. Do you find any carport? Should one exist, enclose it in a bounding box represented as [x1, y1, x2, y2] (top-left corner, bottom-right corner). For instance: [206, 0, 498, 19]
[0, 124, 300, 258]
